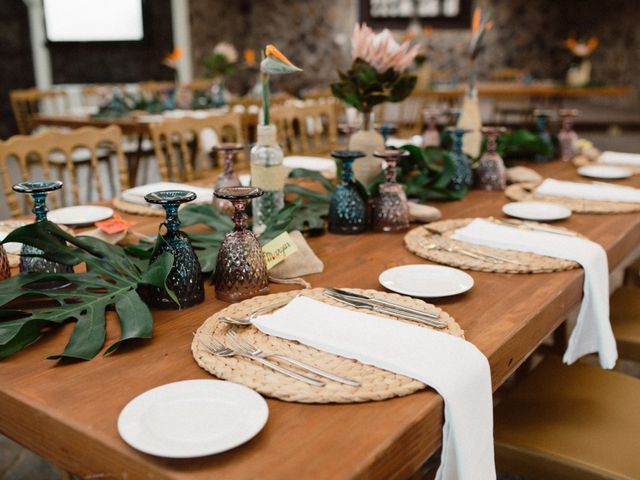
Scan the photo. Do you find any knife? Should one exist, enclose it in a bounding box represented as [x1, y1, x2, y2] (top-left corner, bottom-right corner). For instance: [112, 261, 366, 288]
[490, 217, 577, 237]
[326, 287, 441, 320]
[323, 291, 447, 329]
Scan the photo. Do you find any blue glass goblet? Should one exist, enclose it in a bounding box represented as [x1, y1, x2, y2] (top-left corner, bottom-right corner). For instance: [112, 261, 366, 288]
[142, 190, 204, 309]
[533, 109, 554, 162]
[375, 123, 397, 147]
[12, 180, 73, 274]
[447, 128, 473, 191]
[328, 150, 369, 234]
[213, 186, 269, 303]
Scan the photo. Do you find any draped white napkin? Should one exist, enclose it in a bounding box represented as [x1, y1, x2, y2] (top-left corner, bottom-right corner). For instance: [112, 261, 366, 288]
[599, 150, 640, 167]
[386, 135, 423, 148]
[120, 182, 214, 205]
[253, 296, 496, 480]
[452, 219, 617, 368]
[535, 178, 640, 203]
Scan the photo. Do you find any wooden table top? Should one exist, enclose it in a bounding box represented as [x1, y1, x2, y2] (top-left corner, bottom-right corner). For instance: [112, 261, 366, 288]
[419, 82, 633, 99]
[1, 160, 639, 479]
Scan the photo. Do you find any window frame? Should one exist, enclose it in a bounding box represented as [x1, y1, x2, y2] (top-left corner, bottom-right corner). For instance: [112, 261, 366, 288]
[358, 0, 473, 29]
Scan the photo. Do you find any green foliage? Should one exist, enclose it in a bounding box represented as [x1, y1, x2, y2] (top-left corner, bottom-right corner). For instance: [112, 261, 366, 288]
[330, 58, 417, 113]
[204, 52, 237, 78]
[496, 129, 555, 161]
[0, 222, 174, 361]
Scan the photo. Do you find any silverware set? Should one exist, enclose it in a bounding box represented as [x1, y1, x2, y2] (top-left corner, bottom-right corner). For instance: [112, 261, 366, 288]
[196, 331, 360, 387]
[488, 216, 578, 237]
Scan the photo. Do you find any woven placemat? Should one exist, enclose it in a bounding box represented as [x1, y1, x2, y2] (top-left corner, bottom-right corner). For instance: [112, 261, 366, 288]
[192, 288, 463, 403]
[113, 198, 165, 216]
[505, 181, 640, 214]
[404, 218, 580, 274]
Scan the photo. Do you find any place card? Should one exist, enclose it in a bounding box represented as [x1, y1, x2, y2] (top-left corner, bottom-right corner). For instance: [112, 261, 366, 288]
[262, 232, 298, 270]
[95, 214, 134, 235]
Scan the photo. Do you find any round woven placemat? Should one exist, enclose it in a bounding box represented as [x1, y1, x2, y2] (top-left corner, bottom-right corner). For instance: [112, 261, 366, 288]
[192, 288, 463, 403]
[404, 218, 580, 274]
[113, 198, 165, 216]
[505, 181, 640, 214]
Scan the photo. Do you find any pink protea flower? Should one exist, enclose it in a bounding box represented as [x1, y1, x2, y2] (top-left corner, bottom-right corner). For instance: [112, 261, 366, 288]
[351, 23, 420, 73]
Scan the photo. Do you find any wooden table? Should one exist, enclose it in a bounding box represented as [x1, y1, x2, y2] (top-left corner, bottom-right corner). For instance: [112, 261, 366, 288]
[1, 160, 639, 479]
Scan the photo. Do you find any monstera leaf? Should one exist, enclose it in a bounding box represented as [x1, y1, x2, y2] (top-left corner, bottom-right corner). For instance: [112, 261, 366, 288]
[0, 221, 174, 360]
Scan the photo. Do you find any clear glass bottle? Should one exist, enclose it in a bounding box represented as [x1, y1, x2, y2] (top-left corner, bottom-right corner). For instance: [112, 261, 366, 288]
[250, 124, 285, 235]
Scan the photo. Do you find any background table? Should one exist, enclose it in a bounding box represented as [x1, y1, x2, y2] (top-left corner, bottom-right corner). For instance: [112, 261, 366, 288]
[1, 160, 639, 479]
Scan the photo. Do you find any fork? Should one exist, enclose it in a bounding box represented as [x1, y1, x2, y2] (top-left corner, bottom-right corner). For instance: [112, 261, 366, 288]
[221, 294, 300, 326]
[226, 331, 360, 387]
[195, 333, 325, 386]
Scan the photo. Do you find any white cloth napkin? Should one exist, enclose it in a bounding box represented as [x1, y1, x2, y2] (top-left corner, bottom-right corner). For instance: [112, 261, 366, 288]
[535, 178, 640, 203]
[452, 219, 617, 368]
[120, 182, 214, 205]
[599, 150, 640, 167]
[253, 296, 495, 480]
[386, 135, 423, 148]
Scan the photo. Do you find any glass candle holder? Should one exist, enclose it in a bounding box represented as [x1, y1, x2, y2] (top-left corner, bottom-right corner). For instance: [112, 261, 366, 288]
[447, 128, 474, 191]
[142, 190, 204, 309]
[214, 186, 269, 303]
[558, 109, 579, 161]
[476, 126, 508, 191]
[375, 122, 397, 147]
[12, 180, 74, 274]
[328, 150, 369, 234]
[372, 149, 410, 232]
[212, 143, 243, 214]
[533, 109, 554, 162]
[422, 109, 441, 147]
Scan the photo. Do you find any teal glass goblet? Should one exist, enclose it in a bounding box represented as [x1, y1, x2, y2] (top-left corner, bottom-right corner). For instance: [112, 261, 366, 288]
[213, 186, 269, 303]
[533, 109, 554, 162]
[372, 149, 410, 232]
[12, 180, 73, 274]
[328, 150, 369, 235]
[142, 190, 204, 309]
[447, 128, 473, 191]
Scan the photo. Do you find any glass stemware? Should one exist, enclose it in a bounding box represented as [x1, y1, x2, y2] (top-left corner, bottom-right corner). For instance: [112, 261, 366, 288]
[422, 109, 441, 147]
[372, 149, 410, 232]
[375, 122, 397, 147]
[142, 190, 204, 309]
[476, 126, 508, 191]
[447, 128, 474, 191]
[533, 109, 554, 162]
[214, 186, 269, 303]
[212, 143, 243, 214]
[558, 109, 579, 161]
[328, 150, 369, 234]
[12, 180, 73, 274]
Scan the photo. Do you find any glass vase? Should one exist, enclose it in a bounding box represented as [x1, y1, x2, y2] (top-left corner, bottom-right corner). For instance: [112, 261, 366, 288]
[214, 186, 269, 303]
[476, 127, 508, 191]
[457, 74, 482, 158]
[372, 149, 410, 232]
[212, 143, 243, 214]
[349, 112, 385, 186]
[558, 109, 579, 161]
[12, 181, 74, 274]
[141, 190, 204, 309]
[251, 124, 284, 235]
[447, 128, 474, 191]
[328, 150, 369, 234]
[533, 109, 554, 162]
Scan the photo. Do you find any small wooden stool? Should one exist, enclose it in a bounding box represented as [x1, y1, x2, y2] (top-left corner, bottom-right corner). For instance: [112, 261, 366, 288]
[494, 357, 640, 479]
[610, 286, 640, 362]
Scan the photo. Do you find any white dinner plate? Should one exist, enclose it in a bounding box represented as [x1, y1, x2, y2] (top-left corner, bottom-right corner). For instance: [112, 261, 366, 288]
[47, 205, 114, 226]
[577, 165, 632, 179]
[502, 201, 572, 222]
[283, 156, 336, 173]
[118, 380, 268, 458]
[379, 264, 474, 298]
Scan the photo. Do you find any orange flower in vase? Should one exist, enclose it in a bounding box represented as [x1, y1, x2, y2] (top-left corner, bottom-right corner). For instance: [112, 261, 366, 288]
[565, 35, 599, 87]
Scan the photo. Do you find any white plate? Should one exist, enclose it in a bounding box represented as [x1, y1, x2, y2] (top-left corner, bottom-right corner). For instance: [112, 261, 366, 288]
[47, 206, 114, 226]
[379, 264, 474, 298]
[502, 201, 572, 222]
[283, 156, 336, 173]
[577, 165, 632, 179]
[118, 380, 268, 458]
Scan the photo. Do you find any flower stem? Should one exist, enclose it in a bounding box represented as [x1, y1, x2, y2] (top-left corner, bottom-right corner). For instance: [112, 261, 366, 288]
[261, 72, 270, 125]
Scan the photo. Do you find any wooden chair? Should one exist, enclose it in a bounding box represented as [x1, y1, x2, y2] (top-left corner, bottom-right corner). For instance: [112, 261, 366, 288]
[270, 102, 338, 156]
[10, 88, 69, 134]
[148, 112, 244, 182]
[494, 356, 640, 479]
[609, 286, 640, 362]
[138, 81, 175, 97]
[0, 126, 128, 218]
[182, 78, 215, 93]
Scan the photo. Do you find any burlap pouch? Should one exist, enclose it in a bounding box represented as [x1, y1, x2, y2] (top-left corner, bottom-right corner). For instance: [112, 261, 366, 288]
[269, 231, 324, 288]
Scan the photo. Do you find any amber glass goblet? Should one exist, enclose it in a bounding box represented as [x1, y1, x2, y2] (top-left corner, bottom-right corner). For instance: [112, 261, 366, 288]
[372, 149, 410, 232]
[476, 126, 508, 191]
[214, 186, 269, 303]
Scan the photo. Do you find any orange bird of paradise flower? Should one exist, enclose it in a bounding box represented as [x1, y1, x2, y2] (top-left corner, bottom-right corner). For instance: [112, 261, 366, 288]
[163, 47, 183, 69]
[244, 48, 256, 66]
[265, 44, 296, 67]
